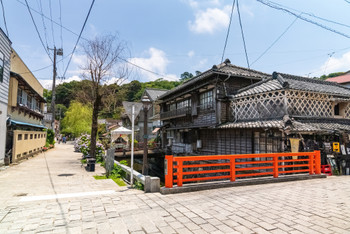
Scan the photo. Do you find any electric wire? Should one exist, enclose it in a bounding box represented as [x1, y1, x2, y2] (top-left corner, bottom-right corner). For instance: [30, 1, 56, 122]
[250, 15, 299, 67]
[24, 0, 53, 63]
[221, 0, 236, 63]
[0, 0, 9, 36]
[58, 0, 64, 76]
[266, 0, 350, 30]
[48, 0, 55, 46]
[37, 0, 49, 52]
[236, 0, 250, 68]
[345, 0, 350, 4]
[62, 0, 95, 79]
[256, 0, 350, 39]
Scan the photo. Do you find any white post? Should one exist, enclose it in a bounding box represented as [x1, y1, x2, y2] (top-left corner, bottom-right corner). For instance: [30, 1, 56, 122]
[130, 104, 135, 187]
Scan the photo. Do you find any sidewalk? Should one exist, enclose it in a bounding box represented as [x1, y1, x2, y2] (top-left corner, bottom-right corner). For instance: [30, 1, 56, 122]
[1, 143, 350, 233]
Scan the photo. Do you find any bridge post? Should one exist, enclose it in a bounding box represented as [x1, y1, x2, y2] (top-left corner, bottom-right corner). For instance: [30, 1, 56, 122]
[314, 150, 321, 174]
[230, 157, 236, 182]
[273, 155, 279, 178]
[165, 155, 173, 188]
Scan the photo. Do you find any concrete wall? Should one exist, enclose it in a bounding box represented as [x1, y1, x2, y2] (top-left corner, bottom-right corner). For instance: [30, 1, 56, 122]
[0, 28, 12, 166]
[12, 130, 46, 162]
[10, 50, 44, 97]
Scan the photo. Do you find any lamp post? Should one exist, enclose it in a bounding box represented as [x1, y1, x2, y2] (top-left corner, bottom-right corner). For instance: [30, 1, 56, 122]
[141, 95, 152, 175]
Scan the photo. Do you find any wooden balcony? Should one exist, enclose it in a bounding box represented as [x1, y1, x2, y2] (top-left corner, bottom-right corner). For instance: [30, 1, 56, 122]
[160, 107, 191, 120]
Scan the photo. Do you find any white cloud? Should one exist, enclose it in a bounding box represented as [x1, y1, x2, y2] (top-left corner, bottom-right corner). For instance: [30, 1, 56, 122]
[188, 50, 195, 58]
[319, 51, 350, 75]
[39, 75, 82, 90]
[188, 6, 231, 34]
[128, 48, 179, 81]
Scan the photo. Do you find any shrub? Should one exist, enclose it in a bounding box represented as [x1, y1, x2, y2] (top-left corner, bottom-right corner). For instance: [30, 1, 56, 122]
[46, 129, 55, 145]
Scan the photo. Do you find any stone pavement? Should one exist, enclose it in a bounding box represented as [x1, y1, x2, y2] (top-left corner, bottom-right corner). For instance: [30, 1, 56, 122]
[1, 143, 350, 234]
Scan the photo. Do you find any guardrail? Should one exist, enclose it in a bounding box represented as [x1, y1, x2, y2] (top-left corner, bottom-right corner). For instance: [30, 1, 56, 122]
[113, 160, 160, 193]
[165, 151, 321, 188]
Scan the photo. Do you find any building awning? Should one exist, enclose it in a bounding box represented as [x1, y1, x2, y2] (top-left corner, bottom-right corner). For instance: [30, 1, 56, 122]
[10, 119, 47, 129]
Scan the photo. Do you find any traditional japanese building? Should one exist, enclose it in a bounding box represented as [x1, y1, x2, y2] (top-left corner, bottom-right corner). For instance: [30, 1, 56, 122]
[158, 60, 350, 159]
[158, 59, 270, 154]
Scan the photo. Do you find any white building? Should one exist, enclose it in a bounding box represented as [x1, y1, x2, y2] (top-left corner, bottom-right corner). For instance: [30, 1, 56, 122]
[0, 28, 12, 166]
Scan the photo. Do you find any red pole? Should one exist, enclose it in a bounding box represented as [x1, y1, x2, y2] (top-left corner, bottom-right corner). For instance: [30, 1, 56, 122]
[273, 155, 279, 178]
[314, 150, 321, 174]
[309, 153, 314, 175]
[165, 155, 173, 188]
[177, 160, 183, 187]
[230, 157, 236, 182]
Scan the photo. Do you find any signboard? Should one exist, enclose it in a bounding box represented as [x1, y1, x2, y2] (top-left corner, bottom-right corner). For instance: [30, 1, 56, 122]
[164, 159, 168, 175]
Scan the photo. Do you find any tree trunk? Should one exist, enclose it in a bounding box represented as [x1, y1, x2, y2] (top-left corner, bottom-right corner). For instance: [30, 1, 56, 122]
[90, 92, 101, 158]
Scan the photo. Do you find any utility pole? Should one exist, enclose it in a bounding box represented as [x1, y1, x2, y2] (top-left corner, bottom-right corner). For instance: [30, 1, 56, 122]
[49, 47, 63, 134]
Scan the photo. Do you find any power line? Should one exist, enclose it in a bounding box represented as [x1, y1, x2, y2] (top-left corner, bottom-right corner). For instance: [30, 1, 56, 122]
[36, 0, 49, 51]
[58, 0, 64, 76]
[48, 0, 55, 46]
[236, 0, 250, 68]
[24, 0, 53, 62]
[16, 0, 82, 41]
[62, 0, 95, 79]
[345, 0, 350, 4]
[221, 0, 236, 63]
[0, 0, 9, 36]
[267, 0, 350, 30]
[256, 0, 350, 40]
[250, 15, 299, 67]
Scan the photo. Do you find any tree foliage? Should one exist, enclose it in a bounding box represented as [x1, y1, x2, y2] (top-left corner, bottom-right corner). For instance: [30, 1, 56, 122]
[319, 72, 345, 80]
[61, 101, 92, 137]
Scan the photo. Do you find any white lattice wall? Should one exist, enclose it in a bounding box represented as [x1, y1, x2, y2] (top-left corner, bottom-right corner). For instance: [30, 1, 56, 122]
[231, 91, 285, 120]
[231, 90, 350, 121]
[287, 91, 332, 117]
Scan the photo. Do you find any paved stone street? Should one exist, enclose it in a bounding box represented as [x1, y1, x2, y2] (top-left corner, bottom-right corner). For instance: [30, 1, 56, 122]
[1, 143, 350, 234]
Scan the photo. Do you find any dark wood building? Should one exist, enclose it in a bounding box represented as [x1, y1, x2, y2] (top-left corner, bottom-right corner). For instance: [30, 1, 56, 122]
[158, 59, 271, 155]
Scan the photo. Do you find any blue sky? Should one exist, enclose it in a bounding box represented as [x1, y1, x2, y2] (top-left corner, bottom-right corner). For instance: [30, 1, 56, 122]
[3, 0, 350, 89]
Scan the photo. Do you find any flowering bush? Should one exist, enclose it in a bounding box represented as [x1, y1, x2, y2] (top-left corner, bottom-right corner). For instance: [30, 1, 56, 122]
[74, 134, 105, 162]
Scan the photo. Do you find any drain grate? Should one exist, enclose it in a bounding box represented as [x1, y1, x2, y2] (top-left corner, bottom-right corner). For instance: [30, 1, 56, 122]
[14, 193, 28, 197]
[57, 174, 75, 177]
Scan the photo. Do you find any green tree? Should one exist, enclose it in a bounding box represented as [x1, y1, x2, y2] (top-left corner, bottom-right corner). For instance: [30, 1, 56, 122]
[61, 102, 92, 137]
[319, 72, 345, 80]
[180, 72, 194, 82]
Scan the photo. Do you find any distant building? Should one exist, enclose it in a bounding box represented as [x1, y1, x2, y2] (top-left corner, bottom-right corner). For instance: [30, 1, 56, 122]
[0, 28, 11, 166]
[326, 71, 350, 88]
[6, 49, 46, 163]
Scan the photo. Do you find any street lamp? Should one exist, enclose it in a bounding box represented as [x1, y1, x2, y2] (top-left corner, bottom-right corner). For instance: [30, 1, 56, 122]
[141, 95, 152, 175]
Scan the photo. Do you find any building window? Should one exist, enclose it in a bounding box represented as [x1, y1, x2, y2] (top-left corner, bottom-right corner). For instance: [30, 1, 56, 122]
[334, 103, 347, 117]
[17, 88, 23, 104]
[177, 99, 191, 109]
[34, 134, 37, 139]
[27, 95, 32, 109]
[30, 134, 33, 139]
[18, 134, 22, 140]
[25, 134, 28, 140]
[0, 51, 4, 82]
[200, 90, 213, 110]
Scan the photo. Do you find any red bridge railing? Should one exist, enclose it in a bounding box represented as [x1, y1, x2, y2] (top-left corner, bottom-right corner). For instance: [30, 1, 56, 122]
[165, 151, 321, 188]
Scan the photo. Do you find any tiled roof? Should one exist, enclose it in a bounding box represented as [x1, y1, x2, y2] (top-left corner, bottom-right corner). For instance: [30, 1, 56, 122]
[158, 59, 271, 100]
[219, 120, 284, 129]
[233, 72, 350, 98]
[326, 73, 350, 84]
[219, 118, 350, 133]
[144, 88, 168, 102]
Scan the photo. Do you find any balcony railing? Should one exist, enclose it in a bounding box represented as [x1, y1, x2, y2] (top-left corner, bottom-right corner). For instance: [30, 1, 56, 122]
[160, 107, 191, 120]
